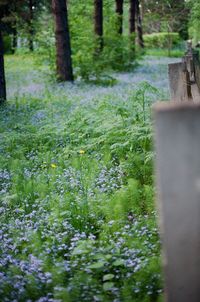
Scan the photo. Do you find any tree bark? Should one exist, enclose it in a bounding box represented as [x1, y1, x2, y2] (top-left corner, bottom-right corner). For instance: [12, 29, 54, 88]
[129, 0, 136, 34]
[94, 0, 103, 51]
[52, 0, 74, 82]
[129, 0, 136, 57]
[136, 0, 144, 48]
[115, 0, 124, 35]
[0, 23, 6, 102]
[28, 0, 34, 51]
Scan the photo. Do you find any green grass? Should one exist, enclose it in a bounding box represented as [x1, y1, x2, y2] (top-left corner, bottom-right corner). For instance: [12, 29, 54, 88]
[0, 54, 163, 302]
[145, 48, 184, 58]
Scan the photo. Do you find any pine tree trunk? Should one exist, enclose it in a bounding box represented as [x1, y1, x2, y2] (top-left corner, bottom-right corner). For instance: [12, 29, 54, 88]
[115, 0, 124, 35]
[52, 0, 74, 82]
[29, 0, 34, 51]
[94, 0, 103, 51]
[129, 0, 136, 57]
[136, 0, 144, 48]
[0, 24, 6, 102]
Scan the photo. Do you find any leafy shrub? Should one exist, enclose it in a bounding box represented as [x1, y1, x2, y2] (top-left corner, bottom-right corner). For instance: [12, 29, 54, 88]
[189, 0, 200, 44]
[34, 1, 137, 83]
[143, 32, 181, 49]
[3, 35, 12, 54]
[35, 13, 56, 77]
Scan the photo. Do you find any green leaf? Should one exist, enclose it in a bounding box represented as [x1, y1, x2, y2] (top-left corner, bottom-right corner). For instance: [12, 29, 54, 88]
[72, 247, 89, 255]
[113, 259, 124, 266]
[105, 254, 112, 260]
[103, 282, 115, 291]
[88, 261, 105, 269]
[103, 274, 115, 281]
[94, 253, 105, 260]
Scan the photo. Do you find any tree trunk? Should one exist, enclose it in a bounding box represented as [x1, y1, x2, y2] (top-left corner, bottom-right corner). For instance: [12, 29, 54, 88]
[0, 24, 6, 102]
[28, 0, 34, 51]
[52, 0, 73, 82]
[115, 0, 124, 35]
[129, 0, 136, 57]
[136, 0, 144, 48]
[129, 0, 136, 34]
[94, 0, 103, 52]
[11, 3, 17, 54]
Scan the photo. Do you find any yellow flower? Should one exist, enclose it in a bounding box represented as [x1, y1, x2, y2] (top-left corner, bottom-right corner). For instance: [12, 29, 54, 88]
[79, 150, 85, 155]
[51, 163, 57, 168]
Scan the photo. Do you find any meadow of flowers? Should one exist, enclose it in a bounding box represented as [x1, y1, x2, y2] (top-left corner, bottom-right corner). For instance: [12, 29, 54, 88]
[0, 55, 169, 302]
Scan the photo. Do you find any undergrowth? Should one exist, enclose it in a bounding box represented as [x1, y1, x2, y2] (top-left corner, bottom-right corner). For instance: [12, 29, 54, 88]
[145, 47, 184, 58]
[0, 60, 164, 301]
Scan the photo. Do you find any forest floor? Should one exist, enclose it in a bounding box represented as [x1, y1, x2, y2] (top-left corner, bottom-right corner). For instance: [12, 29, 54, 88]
[6, 55, 180, 100]
[0, 54, 180, 302]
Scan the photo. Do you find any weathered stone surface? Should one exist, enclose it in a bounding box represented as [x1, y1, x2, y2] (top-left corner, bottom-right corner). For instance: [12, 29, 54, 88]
[154, 102, 200, 302]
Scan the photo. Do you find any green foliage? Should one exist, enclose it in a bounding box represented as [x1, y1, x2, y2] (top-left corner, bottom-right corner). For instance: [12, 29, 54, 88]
[145, 48, 184, 58]
[144, 32, 181, 49]
[0, 53, 163, 301]
[188, 0, 200, 44]
[69, 0, 137, 81]
[33, 0, 138, 83]
[35, 13, 56, 76]
[3, 34, 12, 54]
[142, 0, 189, 40]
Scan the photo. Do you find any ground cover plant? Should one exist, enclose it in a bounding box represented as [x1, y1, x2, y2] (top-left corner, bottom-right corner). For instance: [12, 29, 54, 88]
[0, 0, 198, 300]
[0, 54, 177, 302]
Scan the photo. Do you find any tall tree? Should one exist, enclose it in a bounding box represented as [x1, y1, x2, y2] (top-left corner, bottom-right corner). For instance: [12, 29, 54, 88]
[0, 22, 6, 102]
[0, 0, 26, 102]
[129, 0, 136, 57]
[15, 0, 49, 52]
[52, 0, 73, 81]
[28, 0, 34, 51]
[142, 0, 189, 40]
[189, 0, 200, 44]
[129, 0, 136, 35]
[136, 0, 144, 48]
[11, 1, 18, 53]
[115, 0, 124, 35]
[94, 0, 103, 51]
[0, 0, 36, 53]
[0, 1, 8, 102]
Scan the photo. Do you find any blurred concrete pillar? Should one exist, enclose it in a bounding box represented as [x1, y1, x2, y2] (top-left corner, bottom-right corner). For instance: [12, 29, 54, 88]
[154, 102, 200, 302]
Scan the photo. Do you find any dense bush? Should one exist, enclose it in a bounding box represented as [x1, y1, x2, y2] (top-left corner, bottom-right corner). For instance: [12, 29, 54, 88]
[35, 1, 136, 83]
[3, 34, 12, 54]
[143, 32, 181, 49]
[188, 0, 200, 44]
